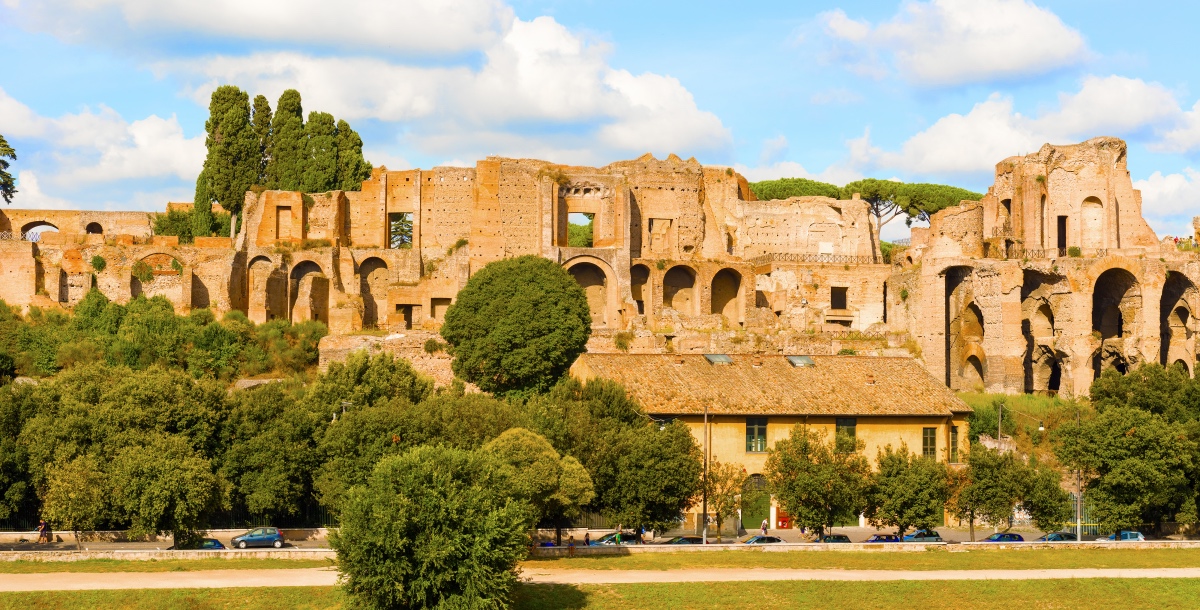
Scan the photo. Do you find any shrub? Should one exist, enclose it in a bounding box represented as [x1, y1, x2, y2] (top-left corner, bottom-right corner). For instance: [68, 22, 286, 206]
[90, 256, 106, 273]
[423, 338, 444, 354]
[837, 348, 857, 356]
[331, 446, 531, 610]
[899, 288, 909, 301]
[613, 331, 633, 352]
[131, 261, 154, 284]
[1068, 246, 1082, 257]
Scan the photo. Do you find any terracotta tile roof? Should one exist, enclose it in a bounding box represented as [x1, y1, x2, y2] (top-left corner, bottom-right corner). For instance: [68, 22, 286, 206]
[570, 354, 971, 417]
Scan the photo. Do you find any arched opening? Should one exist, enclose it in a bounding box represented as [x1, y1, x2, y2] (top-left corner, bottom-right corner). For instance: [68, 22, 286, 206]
[1047, 357, 1062, 393]
[1039, 194, 1047, 248]
[131, 253, 184, 304]
[630, 264, 649, 315]
[710, 268, 741, 325]
[289, 260, 328, 324]
[961, 302, 984, 341]
[1160, 272, 1196, 367]
[1081, 196, 1104, 249]
[1172, 359, 1190, 376]
[567, 262, 609, 328]
[1092, 268, 1139, 341]
[943, 266, 974, 386]
[359, 257, 389, 329]
[1030, 303, 1054, 338]
[663, 265, 697, 315]
[963, 354, 985, 388]
[20, 221, 58, 242]
[248, 256, 283, 323]
[85, 222, 103, 235]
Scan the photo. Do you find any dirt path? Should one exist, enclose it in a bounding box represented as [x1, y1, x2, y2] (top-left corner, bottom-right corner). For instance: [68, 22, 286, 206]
[4, 566, 1200, 592]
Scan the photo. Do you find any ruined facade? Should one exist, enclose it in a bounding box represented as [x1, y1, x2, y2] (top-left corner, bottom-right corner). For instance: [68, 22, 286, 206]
[2, 137, 1193, 397]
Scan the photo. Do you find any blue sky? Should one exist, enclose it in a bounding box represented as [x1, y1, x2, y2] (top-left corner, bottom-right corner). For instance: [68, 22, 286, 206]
[2, 0, 1199, 241]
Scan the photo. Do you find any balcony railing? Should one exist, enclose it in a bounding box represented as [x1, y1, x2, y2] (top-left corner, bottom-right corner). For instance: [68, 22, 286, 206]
[748, 252, 878, 266]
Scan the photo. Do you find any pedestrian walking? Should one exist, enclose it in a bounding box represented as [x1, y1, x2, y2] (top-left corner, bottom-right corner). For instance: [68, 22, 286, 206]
[36, 519, 50, 544]
[760, 519, 769, 536]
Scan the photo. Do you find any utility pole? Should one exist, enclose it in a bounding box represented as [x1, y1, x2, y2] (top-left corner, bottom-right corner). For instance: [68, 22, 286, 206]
[1076, 405, 1082, 540]
[702, 402, 709, 544]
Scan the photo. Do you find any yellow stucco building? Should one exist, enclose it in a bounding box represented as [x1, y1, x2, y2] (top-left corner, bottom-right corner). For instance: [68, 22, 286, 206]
[571, 353, 972, 532]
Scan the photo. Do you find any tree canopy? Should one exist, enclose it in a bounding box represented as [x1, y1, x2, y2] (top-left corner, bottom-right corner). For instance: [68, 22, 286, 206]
[441, 255, 592, 395]
[766, 426, 872, 539]
[0, 134, 16, 204]
[865, 444, 950, 538]
[749, 177, 841, 200]
[194, 86, 259, 226]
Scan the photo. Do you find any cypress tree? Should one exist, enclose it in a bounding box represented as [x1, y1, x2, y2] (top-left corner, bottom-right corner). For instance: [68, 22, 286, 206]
[195, 85, 257, 235]
[302, 112, 338, 193]
[335, 119, 372, 191]
[266, 89, 305, 191]
[251, 95, 272, 185]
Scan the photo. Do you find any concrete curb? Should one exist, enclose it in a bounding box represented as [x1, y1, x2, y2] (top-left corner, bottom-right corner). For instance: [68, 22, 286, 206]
[0, 549, 336, 562]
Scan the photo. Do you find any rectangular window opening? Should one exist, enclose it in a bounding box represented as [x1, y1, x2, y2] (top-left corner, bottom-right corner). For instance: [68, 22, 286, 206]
[831, 286, 848, 310]
[836, 418, 857, 453]
[746, 417, 767, 453]
[1057, 216, 1068, 249]
[395, 304, 414, 330]
[950, 426, 960, 463]
[922, 427, 937, 459]
[389, 212, 413, 249]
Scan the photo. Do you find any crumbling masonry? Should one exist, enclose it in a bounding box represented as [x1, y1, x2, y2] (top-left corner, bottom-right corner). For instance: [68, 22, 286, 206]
[3, 138, 1197, 396]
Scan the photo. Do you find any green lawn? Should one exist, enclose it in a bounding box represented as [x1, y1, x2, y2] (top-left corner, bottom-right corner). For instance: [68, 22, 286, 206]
[0, 558, 332, 574]
[5, 580, 1200, 610]
[524, 547, 1200, 571]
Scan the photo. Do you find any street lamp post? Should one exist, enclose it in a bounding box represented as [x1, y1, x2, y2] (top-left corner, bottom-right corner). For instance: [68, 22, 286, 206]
[702, 402, 709, 545]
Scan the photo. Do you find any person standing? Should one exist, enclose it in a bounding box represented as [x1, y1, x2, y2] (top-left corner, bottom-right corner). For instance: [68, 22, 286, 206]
[584, 532, 590, 547]
[568, 536, 576, 557]
[760, 519, 769, 537]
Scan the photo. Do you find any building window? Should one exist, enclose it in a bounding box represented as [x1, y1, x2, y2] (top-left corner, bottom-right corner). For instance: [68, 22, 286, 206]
[836, 418, 857, 452]
[746, 417, 767, 453]
[950, 426, 959, 463]
[922, 427, 937, 459]
[831, 286, 848, 310]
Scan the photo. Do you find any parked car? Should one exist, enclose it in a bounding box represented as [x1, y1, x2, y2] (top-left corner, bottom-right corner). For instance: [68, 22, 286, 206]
[903, 529, 943, 542]
[821, 534, 852, 543]
[231, 527, 284, 549]
[168, 538, 226, 550]
[592, 531, 641, 545]
[658, 536, 705, 544]
[1036, 532, 1078, 542]
[743, 535, 784, 544]
[864, 534, 901, 543]
[982, 533, 1024, 543]
[1105, 531, 1146, 542]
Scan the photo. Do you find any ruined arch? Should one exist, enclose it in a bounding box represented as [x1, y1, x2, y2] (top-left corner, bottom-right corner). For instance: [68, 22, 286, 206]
[710, 268, 742, 325]
[1092, 267, 1140, 341]
[131, 252, 185, 306]
[248, 255, 283, 323]
[663, 265, 697, 316]
[630, 264, 649, 316]
[942, 265, 975, 387]
[289, 260, 328, 324]
[1160, 271, 1197, 368]
[359, 257, 389, 328]
[566, 261, 610, 328]
[85, 222, 103, 234]
[20, 221, 58, 241]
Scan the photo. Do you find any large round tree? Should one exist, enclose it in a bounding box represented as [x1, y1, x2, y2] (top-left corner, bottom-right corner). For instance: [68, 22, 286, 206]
[441, 255, 591, 395]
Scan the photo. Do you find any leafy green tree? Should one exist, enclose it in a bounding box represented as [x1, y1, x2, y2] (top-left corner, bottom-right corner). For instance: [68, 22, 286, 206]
[483, 428, 594, 543]
[302, 111, 338, 193]
[335, 119, 371, 190]
[41, 455, 108, 549]
[1056, 405, 1196, 532]
[266, 89, 305, 191]
[303, 351, 433, 417]
[331, 445, 532, 610]
[765, 426, 872, 539]
[946, 446, 1024, 540]
[749, 177, 841, 200]
[568, 215, 593, 247]
[108, 435, 222, 546]
[1021, 456, 1073, 533]
[195, 85, 259, 225]
[0, 133, 16, 204]
[251, 94, 273, 185]
[840, 178, 982, 233]
[314, 400, 409, 512]
[1089, 364, 1200, 422]
[589, 420, 702, 533]
[865, 444, 950, 537]
[0, 383, 36, 521]
[441, 255, 592, 395]
[703, 458, 748, 541]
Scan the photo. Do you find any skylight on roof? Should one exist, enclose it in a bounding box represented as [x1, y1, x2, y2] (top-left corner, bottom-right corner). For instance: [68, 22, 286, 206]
[703, 354, 733, 365]
[786, 355, 815, 368]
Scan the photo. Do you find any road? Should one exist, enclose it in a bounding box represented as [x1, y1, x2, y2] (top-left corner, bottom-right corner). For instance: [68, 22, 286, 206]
[4, 567, 1200, 591]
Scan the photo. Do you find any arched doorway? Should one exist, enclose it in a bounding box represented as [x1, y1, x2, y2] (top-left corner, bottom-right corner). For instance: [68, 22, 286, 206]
[630, 264, 649, 316]
[290, 260, 328, 324]
[85, 222, 103, 234]
[710, 268, 741, 325]
[1081, 197, 1104, 249]
[1160, 271, 1196, 367]
[248, 256, 284, 323]
[567, 261, 610, 328]
[359, 257, 389, 328]
[663, 265, 697, 315]
[20, 221, 58, 242]
[1092, 268, 1139, 378]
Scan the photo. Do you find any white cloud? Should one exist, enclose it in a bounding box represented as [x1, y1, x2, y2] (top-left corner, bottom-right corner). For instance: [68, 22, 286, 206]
[758, 135, 789, 165]
[821, 0, 1089, 86]
[165, 16, 731, 162]
[1134, 170, 1200, 237]
[8, 0, 513, 55]
[11, 171, 73, 210]
[0, 87, 51, 138]
[875, 76, 1200, 174]
[734, 161, 817, 183]
[810, 88, 864, 105]
[1156, 101, 1200, 153]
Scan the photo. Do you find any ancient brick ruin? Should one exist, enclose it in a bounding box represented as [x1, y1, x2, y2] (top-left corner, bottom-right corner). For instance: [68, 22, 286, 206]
[3, 137, 1196, 396]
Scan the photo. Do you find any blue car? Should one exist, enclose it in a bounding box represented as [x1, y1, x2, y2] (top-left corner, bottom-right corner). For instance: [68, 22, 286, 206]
[231, 527, 284, 549]
[903, 529, 942, 542]
[743, 535, 783, 544]
[982, 532, 1024, 542]
[168, 537, 226, 550]
[864, 534, 900, 543]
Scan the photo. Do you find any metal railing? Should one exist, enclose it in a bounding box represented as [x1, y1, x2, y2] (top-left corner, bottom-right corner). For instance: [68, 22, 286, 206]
[748, 252, 878, 266]
[0, 231, 41, 242]
[1018, 247, 1108, 260]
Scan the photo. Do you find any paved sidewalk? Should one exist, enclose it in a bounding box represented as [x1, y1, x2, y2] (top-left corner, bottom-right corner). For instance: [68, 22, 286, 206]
[0, 568, 339, 592]
[522, 567, 1200, 584]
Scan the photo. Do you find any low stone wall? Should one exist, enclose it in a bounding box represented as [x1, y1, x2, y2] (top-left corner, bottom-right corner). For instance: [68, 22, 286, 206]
[0, 528, 330, 545]
[530, 542, 944, 557]
[0, 549, 335, 562]
[956, 540, 1200, 551]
